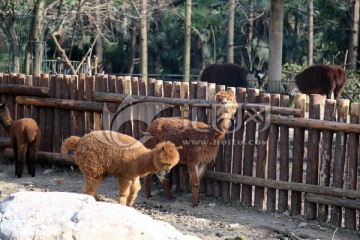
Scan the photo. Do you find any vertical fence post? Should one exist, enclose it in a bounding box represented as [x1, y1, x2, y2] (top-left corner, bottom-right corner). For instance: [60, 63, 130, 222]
[214, 85, 226, 198]
[205, 83, 216, 197]
[304, 94, 322, 220]
[53, 74, 64, 153]
[222, 87, 236, 199]
[267, 93, 281, 212]
[344, 102, 360, 230]
[278, 95, 290, 213]
[231, 87, 246, 202]
[85, 75, 95, 133]
[318, 99, 336, 222]
[241, 88, 259, 207]
[254, 93, 270, 210]
[132, 77, 140, 140]
[77, 74, 86, 137]
[331, 99, 350, 226]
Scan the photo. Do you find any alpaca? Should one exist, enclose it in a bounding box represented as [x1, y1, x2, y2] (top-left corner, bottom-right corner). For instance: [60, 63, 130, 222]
[144, 90, 238, 207]
[200, 63, 266, 88]
[295, 64, 347, 99]
[61, 130, 180, 207]
[0, 103, 41, 178]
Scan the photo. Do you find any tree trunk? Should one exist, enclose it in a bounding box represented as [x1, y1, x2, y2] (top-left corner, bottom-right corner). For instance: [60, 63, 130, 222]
[227, 0, 235, 63]
[348, 0, 359, 70]
[140, 0, 148, 77]
[129, 20, 136, 75]
[1, 19, 21, 73]
[95, 0, 103, 73]
[183, 0, 192, 82]
[247, 0, 254, 67]
[25, 0, 46, 74]
[307, 0, 314, 66]
[268, 0, 284, 92]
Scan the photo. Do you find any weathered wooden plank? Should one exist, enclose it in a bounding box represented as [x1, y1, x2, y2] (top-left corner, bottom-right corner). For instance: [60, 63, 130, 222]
[278, 95, 290, 213]
[317, 99, 336, 222]
[331, 99, 350, 226]
[77, 74, 86, 136]
[0, 84, 50, 97]
[254, 93, 270, 210]
[230, 87, 246, 202]
[304, 94, 322, 220]
[306, 193, 360, 210]
[344, 103, 360, 230]
[204, 170, 360, 199]
[290, 94, 306, 216]
[241, 88, 259, 207]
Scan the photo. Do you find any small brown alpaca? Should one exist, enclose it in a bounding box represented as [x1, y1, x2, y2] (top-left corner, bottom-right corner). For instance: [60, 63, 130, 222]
[61, 130, 180, 207]
[144, 90, 238, 207]
[0, 103, 41, 178]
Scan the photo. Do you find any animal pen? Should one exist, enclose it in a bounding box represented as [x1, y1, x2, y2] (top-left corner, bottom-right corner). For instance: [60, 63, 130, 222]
[0, 73, 359, 231]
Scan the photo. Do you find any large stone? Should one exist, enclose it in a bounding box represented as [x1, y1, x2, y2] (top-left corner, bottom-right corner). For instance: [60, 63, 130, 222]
[0, 191, 200, 240]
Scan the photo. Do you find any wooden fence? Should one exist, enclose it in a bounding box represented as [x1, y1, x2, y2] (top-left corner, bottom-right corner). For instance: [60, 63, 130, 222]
[0, 72, 359, 231]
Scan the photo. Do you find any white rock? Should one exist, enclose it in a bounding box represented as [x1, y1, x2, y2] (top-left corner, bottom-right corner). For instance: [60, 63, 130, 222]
[0, 191, 200, 240]
[298, 222, 308, 228]
[42, 169, 53, 175]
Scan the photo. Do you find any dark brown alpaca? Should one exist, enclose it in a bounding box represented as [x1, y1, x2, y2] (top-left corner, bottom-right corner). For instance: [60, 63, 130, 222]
[0, 104, 41, 178]
[144, 90, 238, 207]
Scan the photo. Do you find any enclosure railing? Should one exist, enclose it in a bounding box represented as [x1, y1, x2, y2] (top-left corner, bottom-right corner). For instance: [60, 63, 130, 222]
[0, 72, 358, 231]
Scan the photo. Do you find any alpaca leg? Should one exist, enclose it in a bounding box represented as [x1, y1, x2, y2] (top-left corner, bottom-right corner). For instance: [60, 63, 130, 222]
[188, 163, 200, 207]
[126, 177, 141, 207]
[83, 174, 106, 200]
[16, 142, 28, 178]
[117, 178, 132, 205]
[144, 174, 153, 199]
[161, 172, 174, 200]
[26, 142, 38, 177]
[11, 140, 18, 177]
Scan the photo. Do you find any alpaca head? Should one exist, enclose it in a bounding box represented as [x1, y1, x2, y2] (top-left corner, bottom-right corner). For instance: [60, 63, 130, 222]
[213, 90, 238, 131]
[152, 141, 181, 180]
[0, 103, 13, 127]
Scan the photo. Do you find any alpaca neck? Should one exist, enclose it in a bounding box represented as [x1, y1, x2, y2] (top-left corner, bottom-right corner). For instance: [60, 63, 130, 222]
[0, 117, 13, 134]
[134, 150, 159, 176]
[210, 116, 231, 140]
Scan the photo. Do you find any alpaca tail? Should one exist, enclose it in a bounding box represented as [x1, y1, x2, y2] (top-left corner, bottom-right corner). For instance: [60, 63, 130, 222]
[61, 136, 81, 155]
[25, 125, 39, 142]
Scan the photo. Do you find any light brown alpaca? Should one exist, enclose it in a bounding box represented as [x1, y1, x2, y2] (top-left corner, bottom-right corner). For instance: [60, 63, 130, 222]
[0, 103, 41, 178]
[61, 130, 180, 207]
[144, 90, 238, 207]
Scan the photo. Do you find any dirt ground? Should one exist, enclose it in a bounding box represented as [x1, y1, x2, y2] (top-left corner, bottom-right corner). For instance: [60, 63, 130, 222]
[0, 160, 359, 240]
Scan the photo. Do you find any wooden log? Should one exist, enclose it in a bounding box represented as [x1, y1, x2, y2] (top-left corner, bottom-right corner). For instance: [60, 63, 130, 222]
[85, 76, 95, 133]
[77, 74, 86, 136]
[115, 76, 125, 134]
[0, 137, 11, 147]
[254, 93, 270, 210]
[123, 76, 132, 136]
[93, 92, 301, 116]
[180, 82, 189, 119]
[45, 75, 55, 152]
[4, 148, 76, 166]
[138, 78, 148, 138]
[69, 76, 78, 137]
[331, 99, 350, 226]
[53, 75, 63, 153]
[304, 94, 322, 220]
[270, 114, 360, 134]
[278, 95, 290, 213]
[23, 75, 32, 118]
[204, 170, 360, 200]
[344, 103, 360, 230]
[306, 193, 360, 210]
[62, 75, 71, 140]
[171, 81, 181, 192]
[0, 83, 50, 97]
[290, 94, 306, 216]
[267, 94, 281, 213]
[38, 75, 49, 152]
[15, 74, 26, 118]
[214, 85, 226, 198]
[179, 82, 189, 191]
[15, 96, 114, 113]
[189, 82, 197, 121]
[222, 87, 236, 199]
[230, 87, 246, 202]
[318, 99, 337, 222]
[131, 77, 140, 139]
[205, 83, 216, 197]
[163, 81, 173, 117]
[241, 88, 259, 207]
